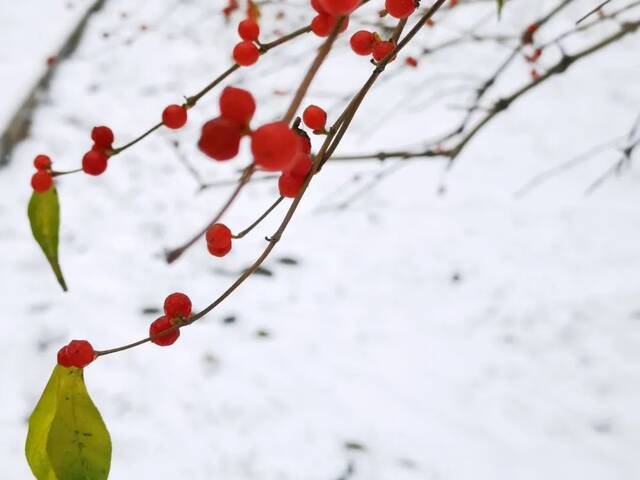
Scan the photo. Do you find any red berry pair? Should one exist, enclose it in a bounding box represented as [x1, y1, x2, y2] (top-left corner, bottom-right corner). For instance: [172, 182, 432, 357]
[198, 86, 255, 161]
[82, 126, 114, 176]
[206, 223, 233, 257]
[31, 154, 53, 193]
[150, 292, 192, 346]
[57, 340, 95, 368]
[350, 30, 396, 62]
[310, 0, 352, 38]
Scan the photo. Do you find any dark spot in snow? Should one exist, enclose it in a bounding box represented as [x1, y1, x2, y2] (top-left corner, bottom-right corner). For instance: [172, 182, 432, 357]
[450, 271, 462, 283]
[255, 329, 270, 338]
[277, 257, 298, 266]
[251, 266, 273, 277]
[142, 307, 161, 315]
[222, 315, 236, 324]
[397, 458, 418, 469]
[592, 419, 612, 434]
[344, 441, 366, 451]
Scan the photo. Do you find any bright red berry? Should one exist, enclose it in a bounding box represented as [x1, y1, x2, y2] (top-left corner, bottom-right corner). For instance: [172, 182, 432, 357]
[31, 171, 53, 193]
[60, 340, 95, 368]
[233, 41, 260, 66]
[33, 154, 52, 170]
[164, 292, 192, 319]
[91, 126, 114, 149]
[198, 116, 244, 161]
[311, 13, 348, 37]
[219, 86, 256, 126]
[82, 150, 108, 175]
[206, 223, 232, 252]
[288, 153, 313, 177]
[302, 105, 327, 131]
[385, 0, 416, 19]
[372, 41, 396, 62]
[350, 30, 376, 55]
[251, 122, 300, 171]
[318, 0, 359, 15]
[405, 56, 418, 67]
[278, 172, 306, 198]
[162, 104, 187, 129]
[238, 19, 260, 41]
[207, 242, 232, 257]
[296, 131, 312, 154]
[150, 315, 180, 346]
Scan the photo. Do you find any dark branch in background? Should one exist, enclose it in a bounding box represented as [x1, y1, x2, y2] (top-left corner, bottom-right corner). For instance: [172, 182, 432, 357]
[0, 0, 107, 166]
[577, 0, 614, 24]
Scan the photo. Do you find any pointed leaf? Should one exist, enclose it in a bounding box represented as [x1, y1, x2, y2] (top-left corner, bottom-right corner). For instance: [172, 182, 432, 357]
[47, 367, 112, 480]
[25, 366, 112, 480]
[28, 188, 67, 291]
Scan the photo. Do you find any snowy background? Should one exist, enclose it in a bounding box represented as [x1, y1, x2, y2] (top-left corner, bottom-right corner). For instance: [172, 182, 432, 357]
[1, 0, 640, 479]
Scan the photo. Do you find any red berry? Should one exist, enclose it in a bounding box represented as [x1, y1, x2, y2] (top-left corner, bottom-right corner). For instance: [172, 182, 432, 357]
[350, 30, 376, 55]
[164, 292, 192, 319]
[206, 223, 232, 251]
[278, 172, 306, 198]
[318, 0, 359, 15]
[238, 19, 260, 41]
[33, 154, 52, 170]
[372, 41, 396, 62]
[385, 0, 416, 19]
[311, 14, 348, 37]
[311, 0, 328, 14]
[219, 86, 256, 126]
[82, 150, 108, 175]
[251, 122, 300, 171]
[207, 242, 232, 257]
[302, 105, 327, 131]
[162, 104, 187, 129]
[233, 41, 260, 66]
[56, 346, 73, 367]
[288, 153, 313, 177]
[31, 171, 53, 193]
[405, 56, 418, 67]
[65, 340, 95, 368]
[91, 126, 114, 149]
[198, 116, 244, 161]
[150, 315, 180, 346]
[296, 132, 311, 154]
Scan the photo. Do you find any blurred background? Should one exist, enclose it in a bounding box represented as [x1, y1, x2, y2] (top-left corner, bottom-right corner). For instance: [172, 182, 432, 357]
[1, 0, 639, 478]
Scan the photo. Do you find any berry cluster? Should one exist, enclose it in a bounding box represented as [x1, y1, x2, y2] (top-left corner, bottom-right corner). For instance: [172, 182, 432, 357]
[82, 126, 114, 176]
[149, 292, 192, 346]
[30, 155, 53, 193]
[310, 0, 353, 37]
[349, 30, 397, 62]
[57, 340, 95, 368]
[233, 18, 261, 66]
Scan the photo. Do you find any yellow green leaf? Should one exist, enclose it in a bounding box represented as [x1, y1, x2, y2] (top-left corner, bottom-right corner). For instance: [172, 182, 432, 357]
[28, 188, 67, 291]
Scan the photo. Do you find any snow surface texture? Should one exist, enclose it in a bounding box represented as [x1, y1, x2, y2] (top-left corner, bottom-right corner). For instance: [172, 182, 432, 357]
[1, 0, 639, 479]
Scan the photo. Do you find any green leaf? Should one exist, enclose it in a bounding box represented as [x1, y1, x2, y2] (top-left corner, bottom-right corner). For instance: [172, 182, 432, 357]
[25, 366, 112, 480]
[28, 188, 67, 291]
[497, 0, 505, 18]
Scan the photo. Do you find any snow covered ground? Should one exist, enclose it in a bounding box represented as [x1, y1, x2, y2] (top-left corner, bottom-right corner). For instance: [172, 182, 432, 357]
[1, 0, 640, 479]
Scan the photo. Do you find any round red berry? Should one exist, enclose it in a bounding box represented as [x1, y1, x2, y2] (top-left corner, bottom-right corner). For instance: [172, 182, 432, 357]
[233, 41, 260, 66]
[372, 41, 396, 62]
[278, 172, 306, 198]
[311, 14, 348, 37]
[385, 0, 416, 19]
[33, 154, 52, 170]
[150, 315, 180, 346]
[350, 30, 376, 56]
[91, 126, 114, 149]
[251, 122, 300, 171]
[198, 116, 244, 161]
[302, 105, 327, 131]
[64, 340, 95, 368]
[162, 104, 187, 129]
[206, 223, 232, 251]
[219, 86, 256, 126]
[82, 150, 108, 175]
[31, 171, 53, 193]
[238, 19, 260, 41]
[207, 242, 232, 257]
[164, 292, 192, 319]
[318, 0, 359, 15]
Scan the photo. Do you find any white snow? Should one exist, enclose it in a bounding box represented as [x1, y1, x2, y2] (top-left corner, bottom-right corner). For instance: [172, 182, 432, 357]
[1, 0, 639, 479]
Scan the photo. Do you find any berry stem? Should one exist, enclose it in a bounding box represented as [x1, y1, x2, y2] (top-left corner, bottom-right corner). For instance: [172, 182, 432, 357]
[232, 196, 284, 239]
